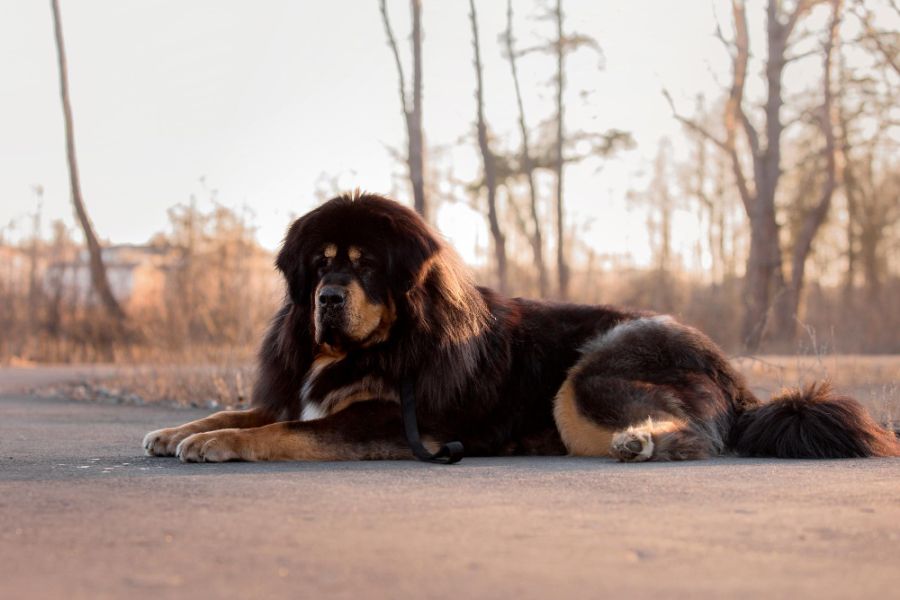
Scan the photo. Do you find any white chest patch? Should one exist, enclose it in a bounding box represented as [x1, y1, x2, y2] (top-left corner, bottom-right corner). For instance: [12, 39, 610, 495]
[300, 402, 326, 422]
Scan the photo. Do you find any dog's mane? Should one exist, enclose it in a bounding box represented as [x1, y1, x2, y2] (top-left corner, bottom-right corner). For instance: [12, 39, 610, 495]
[337, 193, 495, 405]
[398, 221, 495, 406]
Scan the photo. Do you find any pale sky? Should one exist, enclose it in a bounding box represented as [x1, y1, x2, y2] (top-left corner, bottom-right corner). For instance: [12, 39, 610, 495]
[0, 1, 843, 267]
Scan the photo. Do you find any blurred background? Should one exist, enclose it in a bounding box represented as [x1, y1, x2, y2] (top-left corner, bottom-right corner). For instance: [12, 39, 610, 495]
[0, 0, 897, 408]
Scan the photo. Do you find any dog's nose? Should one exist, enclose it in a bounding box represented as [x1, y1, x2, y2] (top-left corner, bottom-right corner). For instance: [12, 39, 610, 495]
[318, 286, 347, 308]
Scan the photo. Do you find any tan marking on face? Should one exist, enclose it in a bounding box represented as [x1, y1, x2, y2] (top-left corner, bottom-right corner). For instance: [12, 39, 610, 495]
[344, 280, 394, 344]
[361, 296, 396, 347]
[323, 243, 337, 258]
[553, 375, 615, 457]
[348, 246, 362, 262]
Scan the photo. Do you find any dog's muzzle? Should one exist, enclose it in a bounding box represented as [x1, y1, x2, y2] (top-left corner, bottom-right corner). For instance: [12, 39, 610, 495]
[315, 285, 347, 344]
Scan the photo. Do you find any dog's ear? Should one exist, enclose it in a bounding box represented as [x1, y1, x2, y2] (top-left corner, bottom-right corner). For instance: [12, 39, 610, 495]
[387, 212, 442, 293]
[275, 216, 310, 304]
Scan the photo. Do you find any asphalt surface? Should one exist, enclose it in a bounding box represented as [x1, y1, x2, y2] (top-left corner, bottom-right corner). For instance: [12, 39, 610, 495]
[1, 392, 899, 600]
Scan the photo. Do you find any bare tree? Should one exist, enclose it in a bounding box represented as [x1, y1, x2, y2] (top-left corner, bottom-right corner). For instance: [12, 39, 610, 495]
[468, 0, 507, 293]
[852, 0, 900, 76]
[553, 0, 569, 299]
[379, 0, 428, 219]
[45, 220, 74, 338]
[28, 185, 44, 331]
[667, 0, 824, 350]
[777, 0, 844, 340]
[839, 0, 900, 304]
[629, 139, 678, 311]
[510, 0, 628, 299]
[504, 0, 547, 297]
[50, 0, 126, 324]
[841, 123, 898, 302]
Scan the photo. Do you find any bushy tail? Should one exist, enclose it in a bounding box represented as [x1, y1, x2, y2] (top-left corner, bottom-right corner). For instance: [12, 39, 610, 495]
[732, 382, 900, 459]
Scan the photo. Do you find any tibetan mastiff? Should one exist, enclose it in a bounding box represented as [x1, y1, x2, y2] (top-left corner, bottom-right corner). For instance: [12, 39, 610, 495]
[143, 192, 900, 463]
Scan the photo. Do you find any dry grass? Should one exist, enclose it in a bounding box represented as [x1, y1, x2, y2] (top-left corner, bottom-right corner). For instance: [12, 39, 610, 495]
[81, 363, 255, 410]
[30, 355, 898, 428]
[733, 354, 899, 427]
[36, 358, 255, 411]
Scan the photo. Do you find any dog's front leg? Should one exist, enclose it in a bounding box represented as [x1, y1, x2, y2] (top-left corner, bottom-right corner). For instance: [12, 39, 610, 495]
[175, 400, 415, 462]
[143, 408, 275, 457]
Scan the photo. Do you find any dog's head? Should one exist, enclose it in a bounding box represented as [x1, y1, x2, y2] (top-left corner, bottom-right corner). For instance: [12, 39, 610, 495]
[276, 192, 442, 351]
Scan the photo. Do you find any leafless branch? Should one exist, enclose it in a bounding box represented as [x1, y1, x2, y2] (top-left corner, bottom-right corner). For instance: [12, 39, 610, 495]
[738, 107, 761, 159]
[784, 0, 821, 39]
[785, 47, 821, 63]
[853, 1, 900, 75]
[663, 89, 729, 152]
[379, 0, 409, 116]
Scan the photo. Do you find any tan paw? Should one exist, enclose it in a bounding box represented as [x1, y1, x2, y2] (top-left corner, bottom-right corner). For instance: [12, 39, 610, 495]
[175, 430, 247, 463]
[611, 427, 654, 462]
[143, 427, 194, 457]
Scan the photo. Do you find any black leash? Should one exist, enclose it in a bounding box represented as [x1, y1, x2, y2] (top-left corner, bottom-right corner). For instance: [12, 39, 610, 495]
[400, 377, 464, 464]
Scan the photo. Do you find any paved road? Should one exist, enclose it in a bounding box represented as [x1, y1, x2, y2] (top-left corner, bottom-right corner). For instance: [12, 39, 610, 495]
[1, 393, 899, 600]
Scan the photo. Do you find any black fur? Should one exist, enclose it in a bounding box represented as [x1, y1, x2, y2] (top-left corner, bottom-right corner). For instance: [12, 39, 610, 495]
[732, 383, 900, 458]
[252, 192, 900, 460]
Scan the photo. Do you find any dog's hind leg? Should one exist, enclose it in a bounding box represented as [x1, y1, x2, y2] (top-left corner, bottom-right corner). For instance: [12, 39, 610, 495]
[555, 373, 719, 461]
[553, 315, 738, 462]
[609, 416, 713, 462]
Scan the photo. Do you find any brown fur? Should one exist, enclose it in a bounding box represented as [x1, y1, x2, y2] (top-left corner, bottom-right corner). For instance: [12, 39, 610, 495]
[553, 376, 615, 456]
[143, 408, 274, 456]
[176, 423, 410, 462]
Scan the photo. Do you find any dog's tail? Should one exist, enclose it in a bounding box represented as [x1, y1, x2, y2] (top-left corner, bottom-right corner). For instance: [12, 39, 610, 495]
[731, 382, 900, 458]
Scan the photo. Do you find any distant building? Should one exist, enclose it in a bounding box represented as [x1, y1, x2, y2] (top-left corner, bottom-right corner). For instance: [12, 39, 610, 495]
[43, 242, 281, 314]
[0, 245, 30, 295]
[45, 244, 172, 312]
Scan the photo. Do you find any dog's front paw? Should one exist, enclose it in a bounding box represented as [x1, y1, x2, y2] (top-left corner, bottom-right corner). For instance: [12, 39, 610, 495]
[143, 427, 194, 457]
[175, 430, 248, 463]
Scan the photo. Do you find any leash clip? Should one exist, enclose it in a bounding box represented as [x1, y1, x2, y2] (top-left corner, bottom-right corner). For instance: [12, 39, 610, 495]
[400, 378, 464, 464]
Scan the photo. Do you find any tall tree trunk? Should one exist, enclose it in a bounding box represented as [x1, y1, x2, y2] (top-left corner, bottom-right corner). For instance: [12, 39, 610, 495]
[469, 0, 507, 293]
[408, 0, 426, 219]
[859, 222, 882, 302]
[742, 206, 786, 350]
[379, 0, 428, 220]
[776, 0, 843, 342]
[553, 0, 569, 299]
[656, 161, 674, 312]
[669, 0, 804, 349]
[732, 0, 809, 351]
[50, 0, 126, 325]
[505, 0, 547, 297]
[842, 159, 857, 306]
[28, 186, 43, 332]
[837, 50, 856, 308]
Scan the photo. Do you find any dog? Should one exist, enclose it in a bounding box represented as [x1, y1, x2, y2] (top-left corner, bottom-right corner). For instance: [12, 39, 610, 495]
[143, 192, 900, 462]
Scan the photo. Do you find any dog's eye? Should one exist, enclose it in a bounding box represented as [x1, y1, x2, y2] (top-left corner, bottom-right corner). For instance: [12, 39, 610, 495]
[355, 256, 378, 271]
[312, 255, 331, 270]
